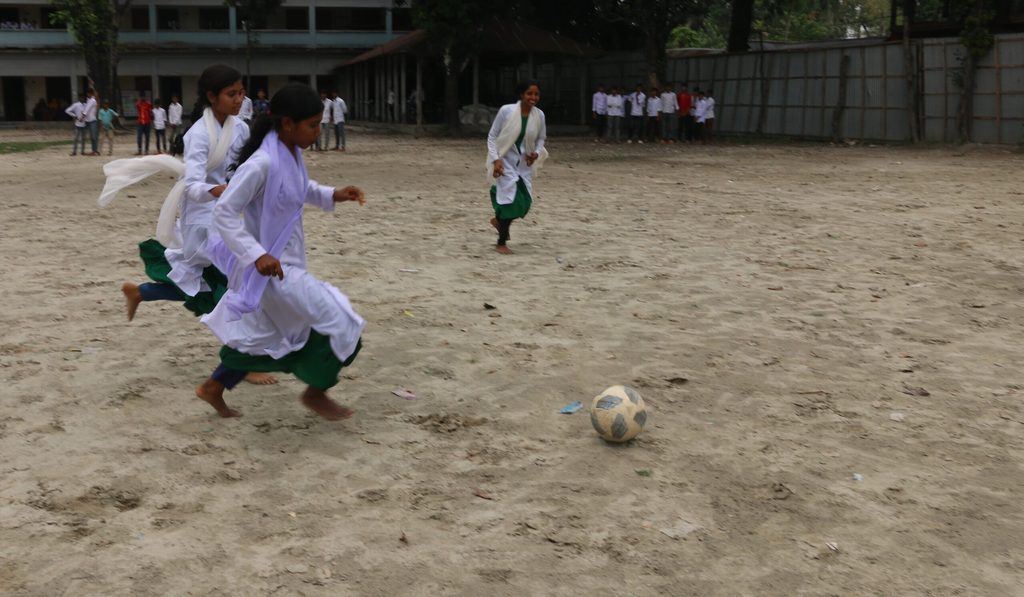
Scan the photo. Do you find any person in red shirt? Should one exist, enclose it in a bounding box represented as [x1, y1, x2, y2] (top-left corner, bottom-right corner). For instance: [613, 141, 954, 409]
[135, 91, 153, 155]
[677, 83, 694, 142]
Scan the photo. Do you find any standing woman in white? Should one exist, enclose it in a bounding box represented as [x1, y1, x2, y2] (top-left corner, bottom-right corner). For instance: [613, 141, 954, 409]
[486, 80, 548, 255]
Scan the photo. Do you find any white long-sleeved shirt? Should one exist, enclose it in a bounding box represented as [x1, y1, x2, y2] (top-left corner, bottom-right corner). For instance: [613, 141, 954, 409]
[705, 97, 716, 120]
[659, 91, 679, 114]
[183, 116, 250, 205]
[694, 98, 708, 123]
[168, 102, 183, 125]
[486, 103, 546, 206]
[65, 102, 86, 126]
[238, 96, 253, 121]
[83, 97, 98, 122]
[152, 107, 167, 130]
[592, 91, 608, 115]
[606, 94, 625, 117]
[321, 98, 333, 124]
[628, 92, 646, 116]
[646, 96, 662, 116]
[333, 98, 347, 124]
[214, 150, 335, 270]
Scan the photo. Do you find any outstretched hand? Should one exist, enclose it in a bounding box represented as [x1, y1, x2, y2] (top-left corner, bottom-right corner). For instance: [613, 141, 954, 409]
[255, 254, 284, 280]
[333, 186, 365, 205]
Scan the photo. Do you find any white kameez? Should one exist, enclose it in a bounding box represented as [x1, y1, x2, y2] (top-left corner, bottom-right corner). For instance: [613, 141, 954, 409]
[201, 150, 365, 363]
[164, 116, 249, 295]
[486, 103, 547, 206]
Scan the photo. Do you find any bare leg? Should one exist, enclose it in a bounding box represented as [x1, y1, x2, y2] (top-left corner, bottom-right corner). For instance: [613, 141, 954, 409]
[121, 282, 142, 322]
[300, 387, 354, 421]
[195, 378, 242, 418]
[244, 372, 279, 385]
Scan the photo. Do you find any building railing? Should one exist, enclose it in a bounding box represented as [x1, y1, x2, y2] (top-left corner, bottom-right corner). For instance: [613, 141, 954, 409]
[0, 29, 399, 49]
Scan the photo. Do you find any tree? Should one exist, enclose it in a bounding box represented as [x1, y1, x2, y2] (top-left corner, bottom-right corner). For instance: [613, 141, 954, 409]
[49, 0, 132, 111]
[224, 0, 283, 91]
[595, 0, 706, 87]
[951, 0, 996, 142]
[401, 0, 499, 132]
[728, 0, 755, 50]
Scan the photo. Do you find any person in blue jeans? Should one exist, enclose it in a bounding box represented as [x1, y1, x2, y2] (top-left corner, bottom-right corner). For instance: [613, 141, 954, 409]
[64, 93, 88, 156]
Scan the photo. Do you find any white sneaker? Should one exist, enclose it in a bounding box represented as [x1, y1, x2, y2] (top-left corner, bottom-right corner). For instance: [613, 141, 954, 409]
[638, 140, 644, 144]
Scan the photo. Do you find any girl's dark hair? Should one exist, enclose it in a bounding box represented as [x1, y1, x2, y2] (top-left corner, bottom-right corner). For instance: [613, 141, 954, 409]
[515, 79, 540, 99]
[189, 64, 243, 124]
[236, 82, 324, 166]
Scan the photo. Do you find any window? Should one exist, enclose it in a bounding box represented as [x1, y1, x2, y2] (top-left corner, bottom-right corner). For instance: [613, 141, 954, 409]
[392, 8, 414, 31]
[130, 7, 149, 30]
[199, 8, 230, 30]
[285, 8, 308, 30]
[315, 8, 385, 31]
[157, 8, 180, 31]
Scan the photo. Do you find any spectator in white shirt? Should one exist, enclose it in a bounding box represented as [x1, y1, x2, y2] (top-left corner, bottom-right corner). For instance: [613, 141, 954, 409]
[591, 84, 608, 142]
[238, 90, 253, 124]
[83, 90, 99, 155]
[64, 93, 88, 156]
[152, 100, 168, 153]
[332, 91, 347, 151]
[645, 87, 662, 143]
[167, 95, 183, 154]
[605, 86, 625, 143]
[659, 85, 679, 143]
[702, 88, 716, 143]
[627, 83, 646, 144]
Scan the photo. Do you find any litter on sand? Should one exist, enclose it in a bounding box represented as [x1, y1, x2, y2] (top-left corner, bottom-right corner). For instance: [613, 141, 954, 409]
[559, 401, 583, 414]
[392, 389, 419, 400]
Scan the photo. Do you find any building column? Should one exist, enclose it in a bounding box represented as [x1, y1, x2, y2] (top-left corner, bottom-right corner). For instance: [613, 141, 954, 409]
[228, 6, 237, 49]
[400, 54, 407, 124]
[385, 8, 392, 35]
[472, 56, 480, 105]
[415, 54, 423, 126]
[308, 0, 316, 48]
[148, 1, 157, 41]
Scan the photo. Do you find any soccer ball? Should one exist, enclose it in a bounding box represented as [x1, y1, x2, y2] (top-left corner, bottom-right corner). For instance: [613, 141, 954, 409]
[590, 385, 647, 443]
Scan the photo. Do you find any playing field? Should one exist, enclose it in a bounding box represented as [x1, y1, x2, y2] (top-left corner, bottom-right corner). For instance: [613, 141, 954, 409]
[1, 129, 1022, 595]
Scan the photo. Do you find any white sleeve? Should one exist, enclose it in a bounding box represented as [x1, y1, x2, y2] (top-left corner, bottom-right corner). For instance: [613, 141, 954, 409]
[183, 129, 217, 203]
[214, 155, 269, 268]
[305, 179, 335, 211]
[535, 111, 547, 155]
[487, 106, 508, 163]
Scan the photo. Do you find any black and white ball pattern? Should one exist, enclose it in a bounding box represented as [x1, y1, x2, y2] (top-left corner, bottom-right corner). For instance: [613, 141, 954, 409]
[590, 385, 648, 442]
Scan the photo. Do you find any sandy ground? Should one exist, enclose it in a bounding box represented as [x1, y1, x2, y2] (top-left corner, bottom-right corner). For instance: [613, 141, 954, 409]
[1, 128, 1023, 596]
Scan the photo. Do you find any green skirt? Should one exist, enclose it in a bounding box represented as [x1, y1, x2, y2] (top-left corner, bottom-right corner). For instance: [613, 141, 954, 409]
[490, 179, 532, 221]
[138, 239, 227, 317]
[220, 334, 362, 391]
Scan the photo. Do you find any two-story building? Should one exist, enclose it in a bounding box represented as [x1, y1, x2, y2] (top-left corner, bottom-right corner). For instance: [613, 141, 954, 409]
[0, 0, 409, 120]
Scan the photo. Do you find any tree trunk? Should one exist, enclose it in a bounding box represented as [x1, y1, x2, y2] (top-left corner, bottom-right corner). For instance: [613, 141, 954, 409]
[901, 0, 920, 142]
[756, 31, 768, 134]
[831, 54, 851, 142]
[956, 55, 976, 143]
[443, 51, 461, 132]
[643, 27, 666, 88]
[728, 0, 754, 52]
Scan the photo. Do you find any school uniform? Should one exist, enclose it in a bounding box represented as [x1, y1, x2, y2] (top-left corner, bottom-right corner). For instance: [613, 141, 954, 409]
[694, 98, 708, 141]
[333, 97, 347, 149]
[201, 130, 365, 390]
[486, 102, 548, 246]
[84, 96, 99, 153]
[152, 107, 168, 153]
[318, 98, 333, 151]
[591, 91, 608, 139]
[659, 91, 679, 140]
[168, 102, 183, 153]
[155, 110, 250, 307]
[65, 101, 87, 155]
[645, 95, 662, 143]
[605, 94, 625, 143]
[627, 91, 646, 142]
[703, 95, 716, 142]
[238, 96, 253, 124]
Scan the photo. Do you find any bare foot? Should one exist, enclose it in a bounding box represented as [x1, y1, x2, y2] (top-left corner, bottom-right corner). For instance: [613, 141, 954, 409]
[496, 245, 513, 255]
[244, 372, 279, 385]
[121, 282, 142, 321]
[195, 379, 242, 418]
[490, 217, 499, 232]
[301, 388, 354, 421]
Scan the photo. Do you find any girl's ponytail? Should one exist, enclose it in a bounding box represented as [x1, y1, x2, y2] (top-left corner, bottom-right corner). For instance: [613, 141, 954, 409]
[236, 113, 276, 166]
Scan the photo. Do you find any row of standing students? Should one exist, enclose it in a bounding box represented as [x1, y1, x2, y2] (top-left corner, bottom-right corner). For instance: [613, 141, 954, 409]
[592, 84, 716, 144]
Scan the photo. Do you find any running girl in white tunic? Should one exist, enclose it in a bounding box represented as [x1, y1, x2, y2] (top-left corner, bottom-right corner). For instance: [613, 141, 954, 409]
[195, 83, 367, 420]
[486, 80, 548, 254]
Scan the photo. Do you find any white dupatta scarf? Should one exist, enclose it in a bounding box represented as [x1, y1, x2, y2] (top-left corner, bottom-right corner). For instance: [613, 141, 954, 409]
[97, 108, 237, 247]
[484, 101, 549, 184]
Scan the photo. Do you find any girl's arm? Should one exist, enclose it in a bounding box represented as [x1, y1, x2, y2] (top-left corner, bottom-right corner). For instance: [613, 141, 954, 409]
[213, 154, 270, 268]
[534, 110, 547, 156]
[487, 106, 508, 164]
[183, 130, 220, 202]
[304, 179, 337, 211]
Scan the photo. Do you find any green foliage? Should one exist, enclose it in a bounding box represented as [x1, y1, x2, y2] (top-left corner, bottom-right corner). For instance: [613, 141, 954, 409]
[669, 24, 726, 48]
[0, 141, 70, 154]
[49, 0, 119, 51]
[403, 0, 495, 66]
